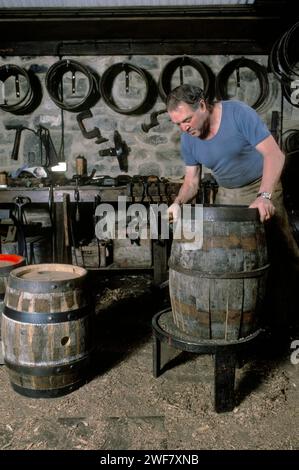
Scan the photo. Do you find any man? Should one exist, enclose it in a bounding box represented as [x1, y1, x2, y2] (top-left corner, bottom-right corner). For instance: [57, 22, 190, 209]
[166, 84, 299, 329]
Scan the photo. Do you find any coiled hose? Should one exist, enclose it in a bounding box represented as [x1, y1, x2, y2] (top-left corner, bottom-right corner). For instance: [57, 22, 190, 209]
[158, 56, 214, 102]
[216, 57, 269, 111]
[99, 62, 157, 115]
[0, 64, 42, 115]
[268, 23, 299, 108]
[45, 59, 100, 112]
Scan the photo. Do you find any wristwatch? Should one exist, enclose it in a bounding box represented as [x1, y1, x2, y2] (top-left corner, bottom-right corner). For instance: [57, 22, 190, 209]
[257, 191, 272, 200]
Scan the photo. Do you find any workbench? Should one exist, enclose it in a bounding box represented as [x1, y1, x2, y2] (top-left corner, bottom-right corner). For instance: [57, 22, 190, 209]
[0, 184, 171, 284]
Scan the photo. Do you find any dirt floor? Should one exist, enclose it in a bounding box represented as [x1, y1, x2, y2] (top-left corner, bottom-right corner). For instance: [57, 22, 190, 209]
[0, 273, 298, 454]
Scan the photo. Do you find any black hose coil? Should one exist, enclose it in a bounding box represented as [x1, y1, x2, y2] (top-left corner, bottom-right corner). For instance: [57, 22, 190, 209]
[99, 62, 157, 115]
[216, 58, 269, 111]
[158, 56, 214, 102]
[45, 59, 100, 112]
[0, 64, 42, 115]
[268, 23, 299, 108]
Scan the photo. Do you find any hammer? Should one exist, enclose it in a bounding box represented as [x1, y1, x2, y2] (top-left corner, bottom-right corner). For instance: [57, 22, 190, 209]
[5, 125, 25, 161]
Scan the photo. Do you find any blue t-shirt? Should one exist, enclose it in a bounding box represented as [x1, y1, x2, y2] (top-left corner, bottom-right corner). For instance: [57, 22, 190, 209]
[181, 100, 270, 188]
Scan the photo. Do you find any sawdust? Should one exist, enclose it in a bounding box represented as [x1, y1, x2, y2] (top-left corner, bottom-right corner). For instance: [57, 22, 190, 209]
[0, 274, 298, 451]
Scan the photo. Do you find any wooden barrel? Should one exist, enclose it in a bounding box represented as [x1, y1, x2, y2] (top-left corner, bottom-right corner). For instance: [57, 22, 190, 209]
[0, 254, 25, 340]
[169, 205, 269, 340]
[2, 263, 93, 397]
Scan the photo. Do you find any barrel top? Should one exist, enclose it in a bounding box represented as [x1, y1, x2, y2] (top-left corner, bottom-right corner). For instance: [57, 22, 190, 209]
[21, 271, 79, 281]
[9, 263, 87, 283]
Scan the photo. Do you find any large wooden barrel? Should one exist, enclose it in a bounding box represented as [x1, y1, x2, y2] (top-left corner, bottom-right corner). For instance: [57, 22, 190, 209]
[1, 263, 93, 397]
[169, 205, 269, 340]
[0, 254, 25, 340]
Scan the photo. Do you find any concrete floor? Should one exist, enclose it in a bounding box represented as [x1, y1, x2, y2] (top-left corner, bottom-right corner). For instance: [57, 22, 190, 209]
[0, 274, 298, 454]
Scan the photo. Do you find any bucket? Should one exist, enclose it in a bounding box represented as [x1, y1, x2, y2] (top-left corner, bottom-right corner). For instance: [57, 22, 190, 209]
[0, 254, 25, 340]
[169, 205, 269, 340]
[1, 236, 52, 264]
[1, 263, 93, 397]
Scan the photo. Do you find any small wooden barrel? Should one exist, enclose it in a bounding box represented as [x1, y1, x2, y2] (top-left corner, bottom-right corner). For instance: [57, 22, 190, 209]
[0, 254, 25, 340]
[2, 263, 93, 397]
[169, 205, 269, 340]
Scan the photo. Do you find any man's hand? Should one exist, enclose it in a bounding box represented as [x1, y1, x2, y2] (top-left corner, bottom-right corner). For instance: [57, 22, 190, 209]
[167, 202, 182, 222]
[249, 197, 276, 222]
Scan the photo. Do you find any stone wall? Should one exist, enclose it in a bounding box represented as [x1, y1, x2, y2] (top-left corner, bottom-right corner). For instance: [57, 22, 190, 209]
[0, 54, 298, 179]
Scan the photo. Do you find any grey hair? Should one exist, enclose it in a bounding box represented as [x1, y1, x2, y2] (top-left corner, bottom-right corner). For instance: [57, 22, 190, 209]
[166, 84, 211, 112]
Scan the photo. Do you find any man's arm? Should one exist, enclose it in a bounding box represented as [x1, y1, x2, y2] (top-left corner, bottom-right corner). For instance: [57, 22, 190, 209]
[167, 165, 201, 219]
[249, 134, 285, 222]
[174, 165, 201, 204]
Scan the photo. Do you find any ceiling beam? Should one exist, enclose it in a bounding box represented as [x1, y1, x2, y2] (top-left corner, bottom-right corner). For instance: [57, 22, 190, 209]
[0, 3, 297, 56]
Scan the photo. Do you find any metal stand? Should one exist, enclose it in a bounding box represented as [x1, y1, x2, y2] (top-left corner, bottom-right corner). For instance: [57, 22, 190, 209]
[152, 309, 262, 413]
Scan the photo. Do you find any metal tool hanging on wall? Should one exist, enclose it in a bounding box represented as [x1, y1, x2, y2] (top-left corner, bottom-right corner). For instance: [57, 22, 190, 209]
[76, 109, 108, 144]
[98, 130, 129, 172]
[5, 123, 59, 167]
[141, 109, 167, 133]
[5, 124, 27, 160]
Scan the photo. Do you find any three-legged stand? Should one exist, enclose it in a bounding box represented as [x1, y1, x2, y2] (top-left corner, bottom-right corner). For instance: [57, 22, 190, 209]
[152, 309, 262, 413]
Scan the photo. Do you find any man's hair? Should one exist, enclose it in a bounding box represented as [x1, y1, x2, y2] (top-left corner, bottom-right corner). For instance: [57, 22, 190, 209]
[166, 84, 209, 112]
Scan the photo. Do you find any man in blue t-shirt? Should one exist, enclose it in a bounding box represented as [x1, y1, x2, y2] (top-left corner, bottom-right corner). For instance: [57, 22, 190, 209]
[166, 84, 284, 222]
[166, 84, 299, 329]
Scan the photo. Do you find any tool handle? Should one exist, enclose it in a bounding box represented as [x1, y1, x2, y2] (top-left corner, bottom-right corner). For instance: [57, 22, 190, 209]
[11, 128, 22, 160]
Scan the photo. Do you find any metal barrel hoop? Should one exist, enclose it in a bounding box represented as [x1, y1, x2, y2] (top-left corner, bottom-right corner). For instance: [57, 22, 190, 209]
[158, 56, 213, 102]
[45, 59, 100, 112]
[99, 62, 157, 115]
[215, 57, 269, 111]
[0, 64, 42, 115]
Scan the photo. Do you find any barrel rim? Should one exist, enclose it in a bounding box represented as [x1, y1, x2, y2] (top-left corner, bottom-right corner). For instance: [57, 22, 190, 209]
[187, 205, 260, 222]
[7, 263, 88, 292]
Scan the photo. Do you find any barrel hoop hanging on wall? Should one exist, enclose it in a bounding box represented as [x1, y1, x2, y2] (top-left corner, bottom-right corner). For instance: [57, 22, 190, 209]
[99, 62, 157, 115]
[278, 22, 299, 80]
[216, 58, 269, 111]
[45, 59, 100, 112]
[268, 22, 299, 109]
[158, 56, 213, 102]
[0, 64, 42, 115]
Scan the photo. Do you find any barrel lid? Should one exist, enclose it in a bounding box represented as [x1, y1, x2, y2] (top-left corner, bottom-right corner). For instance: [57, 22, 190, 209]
[7, 263, 87, 293]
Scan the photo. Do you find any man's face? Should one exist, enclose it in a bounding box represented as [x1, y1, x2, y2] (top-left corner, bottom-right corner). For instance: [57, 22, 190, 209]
[168, 100, 211, 139]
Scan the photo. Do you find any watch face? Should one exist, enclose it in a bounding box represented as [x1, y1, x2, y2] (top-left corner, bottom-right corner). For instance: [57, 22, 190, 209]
[257, 192, 271, 199]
